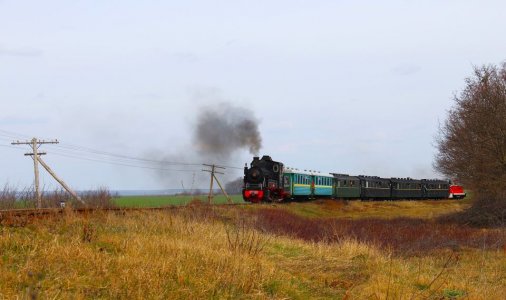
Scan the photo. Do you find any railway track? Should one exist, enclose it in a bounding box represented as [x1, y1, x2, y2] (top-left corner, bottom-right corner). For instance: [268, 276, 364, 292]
[0, 202, 252, 219]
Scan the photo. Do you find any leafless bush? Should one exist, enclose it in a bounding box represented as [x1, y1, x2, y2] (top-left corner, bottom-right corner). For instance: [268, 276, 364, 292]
[41, 189, 72, 208]
[1, 186, 116, 209]
[0, 184, 17, 209]
[225, 220, 269, 256]
[76, 188, 116, 209]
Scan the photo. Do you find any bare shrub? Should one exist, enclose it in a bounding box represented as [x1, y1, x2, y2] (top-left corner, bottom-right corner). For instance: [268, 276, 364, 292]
[0, 184, 17, 209]
[225, 220, 269, 256]
[77, 188, 116, 209]
[1, 186, 116, 209]
[41, 189, 72, 208]
[17, 188, 36, 208]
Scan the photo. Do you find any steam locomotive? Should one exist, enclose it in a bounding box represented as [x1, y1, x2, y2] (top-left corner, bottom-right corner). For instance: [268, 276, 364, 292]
[242, 155, 466, 203]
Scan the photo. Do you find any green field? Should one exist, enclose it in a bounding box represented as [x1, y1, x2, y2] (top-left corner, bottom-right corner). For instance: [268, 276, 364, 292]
[113, 194, 245, 207]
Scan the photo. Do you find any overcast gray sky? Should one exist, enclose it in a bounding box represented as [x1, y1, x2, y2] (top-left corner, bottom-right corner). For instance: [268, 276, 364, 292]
[1, 0, 505, 190]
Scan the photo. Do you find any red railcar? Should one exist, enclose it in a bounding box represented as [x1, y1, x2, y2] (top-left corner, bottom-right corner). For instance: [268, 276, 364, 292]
[449, 185, 466, 199]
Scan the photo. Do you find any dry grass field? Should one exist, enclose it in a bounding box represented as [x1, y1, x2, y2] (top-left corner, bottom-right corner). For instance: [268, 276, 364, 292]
[0, 200, 505, 299]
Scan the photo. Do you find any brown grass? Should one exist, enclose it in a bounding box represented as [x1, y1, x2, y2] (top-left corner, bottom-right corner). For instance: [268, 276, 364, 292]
[0, 201, 505, 299]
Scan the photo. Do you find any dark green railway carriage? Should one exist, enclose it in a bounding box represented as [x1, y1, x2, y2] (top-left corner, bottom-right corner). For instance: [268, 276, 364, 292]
[332, 173, 361, 199]
[358, 176, 391, 199]
[421, 179, 449, 199]
[390, 178, 423, 199]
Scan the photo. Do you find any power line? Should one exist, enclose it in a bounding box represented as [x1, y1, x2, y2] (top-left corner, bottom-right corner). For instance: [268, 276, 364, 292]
[0, 144, 24, 149]
[50, 143, 203, 166]
[42, 147, 205, 171]
[1, 127, 245, 170]
[48, 151, 203, 172]
[0, 129, 32, 139]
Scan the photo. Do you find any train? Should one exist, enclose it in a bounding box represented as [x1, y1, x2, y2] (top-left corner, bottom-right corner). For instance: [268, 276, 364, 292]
[242, 155, 466, 203]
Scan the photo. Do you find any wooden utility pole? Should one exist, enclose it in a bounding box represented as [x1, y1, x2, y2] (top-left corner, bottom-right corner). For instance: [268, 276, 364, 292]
[11, 137, 83, 207]
[202, 164, 232, 204]
[12, 138, 58, 208]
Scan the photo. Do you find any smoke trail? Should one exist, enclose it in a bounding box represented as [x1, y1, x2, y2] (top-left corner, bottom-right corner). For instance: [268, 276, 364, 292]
[194, 102, 262, 159]
[150, 101, 262, 188]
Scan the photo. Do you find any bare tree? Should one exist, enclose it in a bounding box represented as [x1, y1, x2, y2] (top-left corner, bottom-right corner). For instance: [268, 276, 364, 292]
[435, 62, 506, 225]
[225, 177, 244, 195]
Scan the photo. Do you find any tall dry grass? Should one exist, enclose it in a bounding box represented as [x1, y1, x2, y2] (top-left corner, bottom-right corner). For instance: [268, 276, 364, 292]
[1, 205, 505, 299]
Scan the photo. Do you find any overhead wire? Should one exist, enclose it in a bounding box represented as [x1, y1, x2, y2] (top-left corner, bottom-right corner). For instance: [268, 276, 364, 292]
[1, 127, 245, 171]
[47, 151, 201, 172]
[50, 143, 203, 166]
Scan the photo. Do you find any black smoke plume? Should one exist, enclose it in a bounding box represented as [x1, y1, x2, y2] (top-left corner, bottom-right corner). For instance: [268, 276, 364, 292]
[194, 102, 262, 159]
[150, 102, 262, 189]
